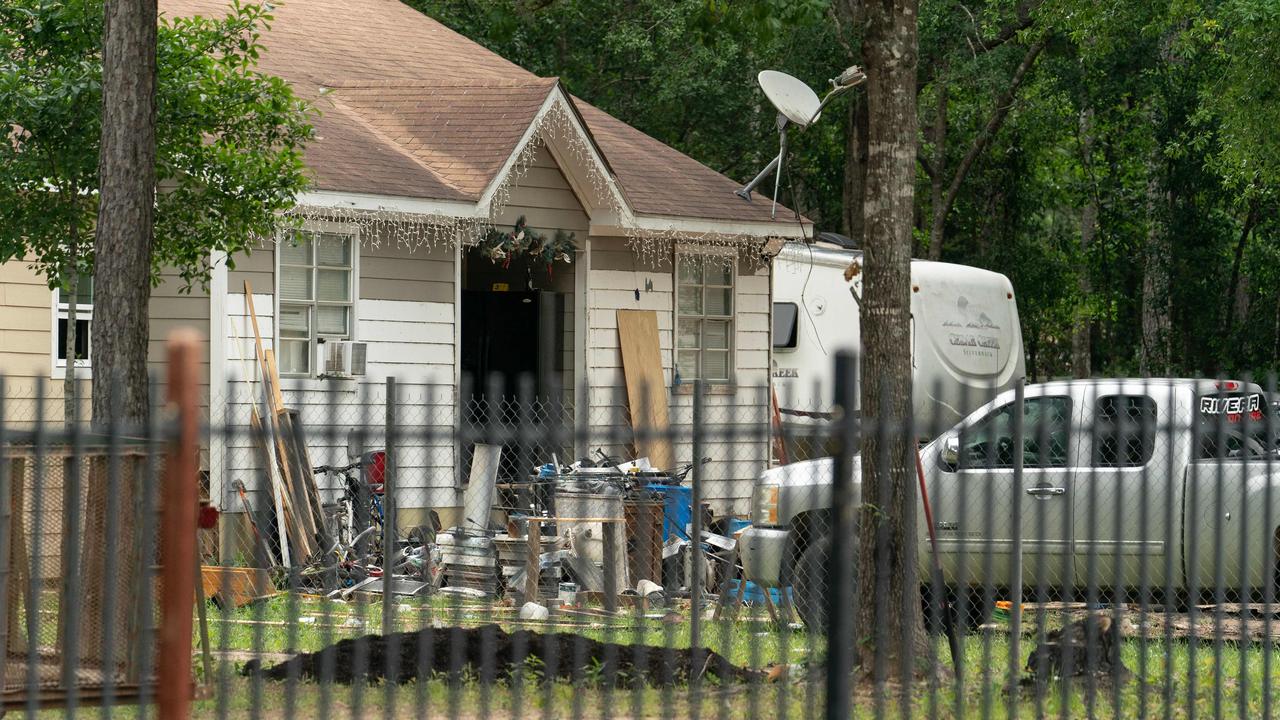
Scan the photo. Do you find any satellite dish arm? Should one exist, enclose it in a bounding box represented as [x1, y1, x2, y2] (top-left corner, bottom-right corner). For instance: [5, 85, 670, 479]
[736, 113, 790, 202]
[808, 66, 867, 125]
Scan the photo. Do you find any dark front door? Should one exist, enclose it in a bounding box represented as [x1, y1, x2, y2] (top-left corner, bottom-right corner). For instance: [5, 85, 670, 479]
[461, 290, 542, 407]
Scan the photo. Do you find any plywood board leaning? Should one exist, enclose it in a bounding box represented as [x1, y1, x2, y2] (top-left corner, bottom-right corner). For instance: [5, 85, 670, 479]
[615, 310, 674, 471]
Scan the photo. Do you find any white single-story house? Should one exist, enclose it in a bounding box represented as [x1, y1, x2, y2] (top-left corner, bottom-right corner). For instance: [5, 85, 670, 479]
[0, 0, 809, 560]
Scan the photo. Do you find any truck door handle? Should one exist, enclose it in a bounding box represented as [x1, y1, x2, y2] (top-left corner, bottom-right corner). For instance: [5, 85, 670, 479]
[1025, 486, 1065, 497]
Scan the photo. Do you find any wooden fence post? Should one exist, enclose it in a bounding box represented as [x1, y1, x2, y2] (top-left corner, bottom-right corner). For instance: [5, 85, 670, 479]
[157, 331, 200, 718]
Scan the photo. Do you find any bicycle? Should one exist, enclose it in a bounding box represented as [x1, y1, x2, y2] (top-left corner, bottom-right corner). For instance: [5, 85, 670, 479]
[304, 451, 387, 587]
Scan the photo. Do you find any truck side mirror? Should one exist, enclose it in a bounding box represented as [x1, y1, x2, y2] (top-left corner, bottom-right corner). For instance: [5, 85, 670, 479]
[941, 435, 960, 471]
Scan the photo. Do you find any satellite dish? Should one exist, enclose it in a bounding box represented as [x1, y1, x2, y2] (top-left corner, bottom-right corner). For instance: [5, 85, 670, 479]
[758, 70, 823, 128]
[737, 66, 866, 216]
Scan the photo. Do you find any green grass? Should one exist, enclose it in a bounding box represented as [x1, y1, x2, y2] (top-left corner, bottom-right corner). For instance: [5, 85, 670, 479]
[23, 594, 1280, 717]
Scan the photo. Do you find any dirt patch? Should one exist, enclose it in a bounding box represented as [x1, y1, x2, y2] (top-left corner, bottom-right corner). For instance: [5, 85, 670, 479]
[241, 624, 763, 688]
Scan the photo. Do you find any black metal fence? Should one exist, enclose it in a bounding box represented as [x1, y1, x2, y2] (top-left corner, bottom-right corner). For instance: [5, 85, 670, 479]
[2, 352, 1279, 718]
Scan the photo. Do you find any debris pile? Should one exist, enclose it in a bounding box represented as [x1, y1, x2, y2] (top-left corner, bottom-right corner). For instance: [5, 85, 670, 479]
[1024, 613, 1130, 684]
[242, 624, 762, 687]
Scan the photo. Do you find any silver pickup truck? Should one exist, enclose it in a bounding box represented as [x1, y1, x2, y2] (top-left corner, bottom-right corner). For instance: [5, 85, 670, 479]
[740, 379, 1280, 627]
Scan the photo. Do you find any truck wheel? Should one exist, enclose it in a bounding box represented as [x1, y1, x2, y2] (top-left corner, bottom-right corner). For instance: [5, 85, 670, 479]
[793, 533, 832, 632]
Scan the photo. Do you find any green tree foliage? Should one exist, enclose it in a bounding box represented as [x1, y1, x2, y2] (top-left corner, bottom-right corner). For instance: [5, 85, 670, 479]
[0, 0, 313, 292]
[415, 0, 1280, 378]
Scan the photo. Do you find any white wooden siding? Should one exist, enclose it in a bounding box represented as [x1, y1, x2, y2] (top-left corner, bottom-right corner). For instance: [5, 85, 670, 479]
[0, 258, 210, 428]
[218, 236, 460, 516]
[585, 239, 772, 513]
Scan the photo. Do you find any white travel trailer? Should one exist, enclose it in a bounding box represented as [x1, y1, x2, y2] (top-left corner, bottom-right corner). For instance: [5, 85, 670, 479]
[771, 239, 1025, 442]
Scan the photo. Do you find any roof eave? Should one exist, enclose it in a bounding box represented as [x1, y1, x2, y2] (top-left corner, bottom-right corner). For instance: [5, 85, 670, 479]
[590, 212, 812, 240]
[294, 189, 486, 219]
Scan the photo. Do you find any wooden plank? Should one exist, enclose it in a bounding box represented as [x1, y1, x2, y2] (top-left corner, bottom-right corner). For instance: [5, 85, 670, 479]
[616, 310, 674, 470]
[245, 296, 314, 561]
[200, 567, 275, 609]
[249, 412, 303, 563]
[261, 347, 315, 559]
[602, 521, 619, 613]
[231, 300, 293, 568]
[262, 349, 285, 416]
[624, 499, 662, 586]
[265, 402, 315, 561]
[278, 408, 329, 554]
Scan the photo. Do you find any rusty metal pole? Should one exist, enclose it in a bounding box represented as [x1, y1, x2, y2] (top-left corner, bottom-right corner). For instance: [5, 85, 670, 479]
[157, 331, 200, 718]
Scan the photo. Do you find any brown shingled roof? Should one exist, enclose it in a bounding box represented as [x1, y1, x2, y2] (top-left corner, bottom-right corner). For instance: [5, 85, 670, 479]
[331, 80, 557, 199]
[306, 91, 467, 200]
[161, 0, 801, 227]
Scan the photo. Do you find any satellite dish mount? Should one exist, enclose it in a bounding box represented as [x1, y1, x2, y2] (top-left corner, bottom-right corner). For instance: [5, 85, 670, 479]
[736, 66, 866, 218]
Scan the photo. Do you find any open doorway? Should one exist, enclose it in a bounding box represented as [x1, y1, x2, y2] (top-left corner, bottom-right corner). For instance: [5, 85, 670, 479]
[460, 288, 563, 408]
[460, 247, 573, 480]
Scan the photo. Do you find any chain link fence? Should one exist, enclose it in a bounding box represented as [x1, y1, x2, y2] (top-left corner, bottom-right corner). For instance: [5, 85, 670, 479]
[2, 362, 1279, 717]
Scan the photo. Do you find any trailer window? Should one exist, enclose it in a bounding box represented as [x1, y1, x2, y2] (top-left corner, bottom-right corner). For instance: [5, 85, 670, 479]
[1091, 396, 1157, 467]
[773, 302, 798, 349]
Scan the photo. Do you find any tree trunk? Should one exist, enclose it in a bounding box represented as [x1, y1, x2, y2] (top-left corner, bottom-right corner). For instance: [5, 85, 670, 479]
[926, 79, 947, 261]
[92, 0, 157, 427]
[1072, 107, 1096, 379]
[1224, 202, 1258, 338]
[855, 0, 928, 684]
[843, 91, 870, 244]
[1139, 132, 1172, 376]
[1273, 287, 1280, 362]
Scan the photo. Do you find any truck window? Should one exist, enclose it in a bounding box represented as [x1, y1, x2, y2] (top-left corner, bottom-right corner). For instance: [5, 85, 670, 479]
[1195, 391, 1275, 459]
[773, 302, 799, 349]
[959, 396, 1071, 469]
[1092, 395, 1157, 468]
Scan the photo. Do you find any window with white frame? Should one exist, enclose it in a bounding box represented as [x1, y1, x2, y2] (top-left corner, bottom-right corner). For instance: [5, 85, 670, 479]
[54, 273, 93, 368]
[676, 253, 734, 383]
[277, 230, 355, 376]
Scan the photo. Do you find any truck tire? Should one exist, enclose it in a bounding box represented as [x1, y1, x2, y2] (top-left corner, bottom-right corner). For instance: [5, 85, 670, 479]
[793, 533, 832, 631]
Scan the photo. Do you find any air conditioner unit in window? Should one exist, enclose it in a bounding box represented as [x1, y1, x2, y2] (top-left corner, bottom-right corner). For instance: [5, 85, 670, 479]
[319, 339, 367, 378]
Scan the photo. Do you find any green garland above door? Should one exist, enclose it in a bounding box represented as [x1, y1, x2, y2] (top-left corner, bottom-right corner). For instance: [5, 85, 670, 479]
[478, 216, 577, 272]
